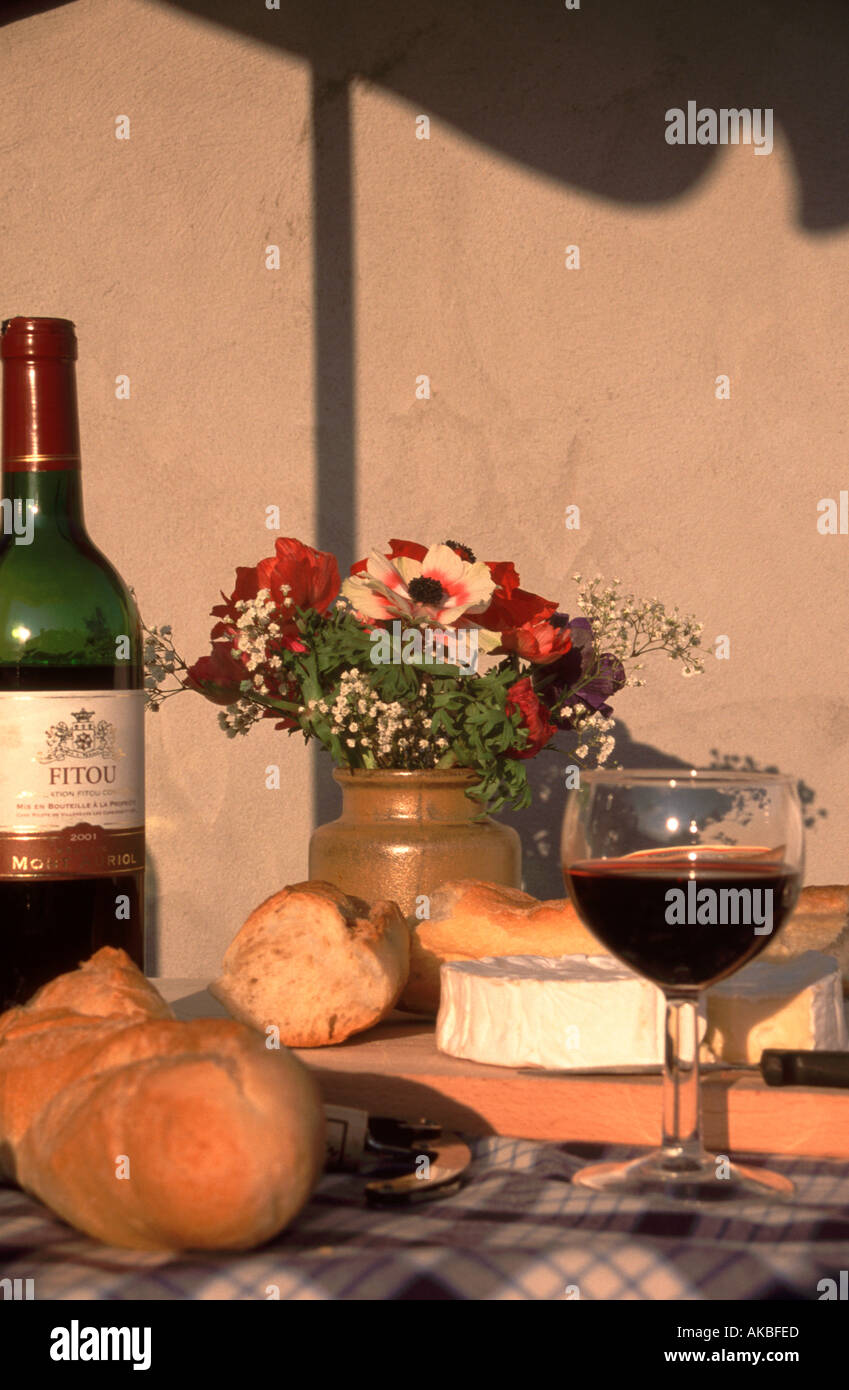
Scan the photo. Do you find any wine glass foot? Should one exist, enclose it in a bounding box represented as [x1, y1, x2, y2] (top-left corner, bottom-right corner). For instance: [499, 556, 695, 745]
[572, 1149, 793, 1202]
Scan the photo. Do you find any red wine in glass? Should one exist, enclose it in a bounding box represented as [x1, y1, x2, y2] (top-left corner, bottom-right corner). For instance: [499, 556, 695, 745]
[561, 771, 804, 1202]
[567, 856, 800, 990]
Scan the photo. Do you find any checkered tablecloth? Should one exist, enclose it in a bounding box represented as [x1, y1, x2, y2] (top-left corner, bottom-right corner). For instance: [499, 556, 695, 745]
[1, 1137, 846, 1300]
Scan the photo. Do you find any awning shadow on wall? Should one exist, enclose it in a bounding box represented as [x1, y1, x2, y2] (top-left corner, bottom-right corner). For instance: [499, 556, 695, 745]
[6, 0, 842, 840]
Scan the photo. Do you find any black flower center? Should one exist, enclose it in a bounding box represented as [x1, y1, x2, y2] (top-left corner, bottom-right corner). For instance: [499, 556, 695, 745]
[408, 576, 447, 606]
[443, 539, 477, 563]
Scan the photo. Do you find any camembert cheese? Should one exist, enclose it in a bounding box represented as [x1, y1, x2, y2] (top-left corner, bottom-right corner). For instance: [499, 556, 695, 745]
[436, 954, 695, 1070]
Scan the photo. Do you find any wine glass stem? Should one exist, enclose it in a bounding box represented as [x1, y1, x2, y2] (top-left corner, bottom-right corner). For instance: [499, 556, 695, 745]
[661, 992, 705, 1170]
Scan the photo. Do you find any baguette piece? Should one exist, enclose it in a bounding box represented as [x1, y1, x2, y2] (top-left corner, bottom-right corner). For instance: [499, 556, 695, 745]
[210, 881, 410, 1046]
[400, 880, 601, 1015]
[0, 948, 325, 1251]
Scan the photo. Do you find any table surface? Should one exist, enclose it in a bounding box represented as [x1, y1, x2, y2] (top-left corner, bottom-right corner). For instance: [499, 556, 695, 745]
[1, 981, 846, 1301]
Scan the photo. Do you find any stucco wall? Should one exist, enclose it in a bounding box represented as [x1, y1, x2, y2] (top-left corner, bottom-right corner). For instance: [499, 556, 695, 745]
[3, 0, 848, 974]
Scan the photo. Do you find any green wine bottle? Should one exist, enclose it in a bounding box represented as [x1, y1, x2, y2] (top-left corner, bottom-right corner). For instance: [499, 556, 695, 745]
[0, 317, 144, 1008]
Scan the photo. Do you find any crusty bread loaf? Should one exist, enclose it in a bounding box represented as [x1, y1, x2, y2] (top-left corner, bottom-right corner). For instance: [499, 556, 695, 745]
[764, 884, 849, 991]
[0, 948, 325, 1251]
[400, 880, 601, 1015]
[21, 943, 174, 1023]
[210, 881, 410, 1046]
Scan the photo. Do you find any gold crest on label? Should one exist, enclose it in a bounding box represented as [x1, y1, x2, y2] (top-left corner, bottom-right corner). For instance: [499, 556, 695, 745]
[36, 706, 119, 763]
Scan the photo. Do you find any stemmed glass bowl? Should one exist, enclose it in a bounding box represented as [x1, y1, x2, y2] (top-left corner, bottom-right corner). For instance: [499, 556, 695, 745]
[561, 768, 804, 1200]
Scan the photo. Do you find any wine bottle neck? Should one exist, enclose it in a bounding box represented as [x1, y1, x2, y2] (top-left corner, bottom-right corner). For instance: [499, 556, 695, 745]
[1, 468, 85, 534]
[2, 344, 85, 533]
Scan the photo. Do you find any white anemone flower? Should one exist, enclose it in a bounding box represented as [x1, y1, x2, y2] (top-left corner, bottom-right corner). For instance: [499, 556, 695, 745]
[342, 543, 495, 626]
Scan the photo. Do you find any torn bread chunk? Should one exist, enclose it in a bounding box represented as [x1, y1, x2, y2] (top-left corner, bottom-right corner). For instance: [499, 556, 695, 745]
[211, 881, 410, 1046]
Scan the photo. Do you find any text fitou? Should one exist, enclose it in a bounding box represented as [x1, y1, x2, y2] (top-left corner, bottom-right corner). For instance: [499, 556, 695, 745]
[665, 102, 773, 155]
[49, 763, 117, 785]
[50, 1321, 151, 1371]
[665, 885, 773, 935]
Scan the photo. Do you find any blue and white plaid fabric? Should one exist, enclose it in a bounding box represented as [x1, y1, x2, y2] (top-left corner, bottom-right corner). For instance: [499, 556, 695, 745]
[1, 1137, 846, 1300]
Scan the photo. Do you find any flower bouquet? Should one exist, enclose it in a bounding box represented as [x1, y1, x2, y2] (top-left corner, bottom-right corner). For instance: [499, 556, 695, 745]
[144, 537, 705, 813]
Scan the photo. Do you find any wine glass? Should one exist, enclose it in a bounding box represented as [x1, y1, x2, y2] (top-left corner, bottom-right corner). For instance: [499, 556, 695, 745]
[561, 768, 804, 1200]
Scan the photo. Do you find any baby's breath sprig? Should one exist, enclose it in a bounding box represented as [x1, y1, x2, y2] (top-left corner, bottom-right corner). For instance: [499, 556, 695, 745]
[140, 623, 191, 712]
[302, 669, 450, 770]
[218, 696, 264, 738]
[572, 574, 706, 680]
[556, 702, 618, 767]
[131, 587, 195, 712]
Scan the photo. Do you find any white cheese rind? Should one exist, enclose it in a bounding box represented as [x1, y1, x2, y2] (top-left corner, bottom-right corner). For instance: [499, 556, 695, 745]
[436, 952, 848, 1071]
[436, 954, 676, 1070]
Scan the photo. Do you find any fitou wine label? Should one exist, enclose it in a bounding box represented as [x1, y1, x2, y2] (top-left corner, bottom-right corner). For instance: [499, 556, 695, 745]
[0, 690, 144, 879]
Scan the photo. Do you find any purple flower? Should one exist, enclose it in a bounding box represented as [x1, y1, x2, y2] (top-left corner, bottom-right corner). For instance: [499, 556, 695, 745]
[538, 614, 626, 727]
